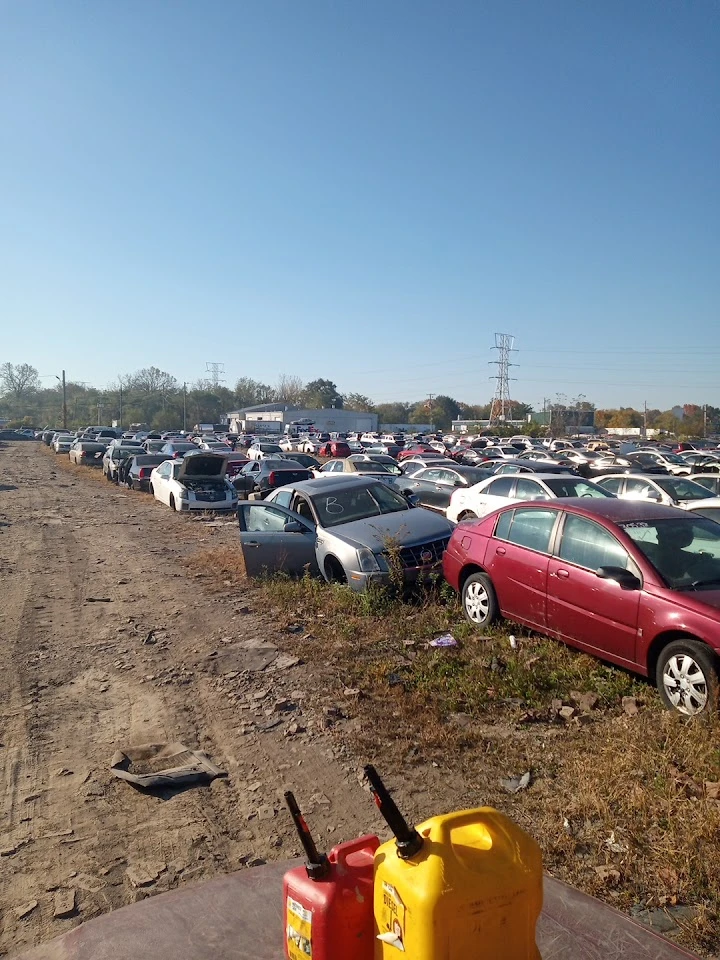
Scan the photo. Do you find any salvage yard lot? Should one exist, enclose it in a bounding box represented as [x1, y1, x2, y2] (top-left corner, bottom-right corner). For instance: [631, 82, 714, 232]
[1, 441, 720, 957]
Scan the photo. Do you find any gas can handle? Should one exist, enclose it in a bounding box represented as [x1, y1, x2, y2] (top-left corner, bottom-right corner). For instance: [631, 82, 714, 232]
[434, 807, 513, 851]
[332, 834, 379, 868]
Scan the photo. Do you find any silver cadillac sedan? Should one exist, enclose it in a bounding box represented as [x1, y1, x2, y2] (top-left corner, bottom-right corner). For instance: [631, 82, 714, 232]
[237, 476, 454, 591]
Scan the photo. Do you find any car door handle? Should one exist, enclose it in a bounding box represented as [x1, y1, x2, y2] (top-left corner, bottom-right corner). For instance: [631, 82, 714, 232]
[495, 547, 506, 556]
[245, 540, 260, 548]
[556, 568, 570, 579]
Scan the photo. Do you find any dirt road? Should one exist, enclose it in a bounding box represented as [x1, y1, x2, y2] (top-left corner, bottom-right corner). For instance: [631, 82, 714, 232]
[0, 442, 418, 956]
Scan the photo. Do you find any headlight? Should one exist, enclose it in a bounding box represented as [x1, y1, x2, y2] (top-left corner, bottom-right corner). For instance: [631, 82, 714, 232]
[178, 488, 189, 500]
[357, 547, 381, 573]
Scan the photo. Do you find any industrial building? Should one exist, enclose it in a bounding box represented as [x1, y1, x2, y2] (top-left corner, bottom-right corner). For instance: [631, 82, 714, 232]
[227, 404, 379, 436]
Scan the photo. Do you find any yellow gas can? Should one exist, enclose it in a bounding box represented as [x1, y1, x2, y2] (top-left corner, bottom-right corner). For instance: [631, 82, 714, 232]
[373, 806, 543, 959]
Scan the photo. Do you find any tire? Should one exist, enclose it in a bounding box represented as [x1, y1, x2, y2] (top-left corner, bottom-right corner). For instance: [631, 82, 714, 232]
[655, 639, 718, 716]
[324, 557, 347, 584]
[148, 483, 154, 496]
[169, 494, 177, 512]
[105, 469, 113, 482]
[461, 572, 499, 627]
[458, 510, 478, 521]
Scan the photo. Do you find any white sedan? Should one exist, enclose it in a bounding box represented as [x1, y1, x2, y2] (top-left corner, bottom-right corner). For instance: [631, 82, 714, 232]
[595, 474, 717, 509]
[447, 473, 613, 522]
[299, 439, 322, 453]
[149, 453, 238, 512]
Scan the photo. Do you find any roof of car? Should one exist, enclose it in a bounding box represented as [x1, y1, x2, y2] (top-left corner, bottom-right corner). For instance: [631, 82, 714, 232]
[281, 475, 390, 494]
[507, 497, 689, 522]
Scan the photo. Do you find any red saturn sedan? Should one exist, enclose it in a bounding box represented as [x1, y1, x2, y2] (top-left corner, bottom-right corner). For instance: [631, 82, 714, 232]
[443, 498, 720, 716]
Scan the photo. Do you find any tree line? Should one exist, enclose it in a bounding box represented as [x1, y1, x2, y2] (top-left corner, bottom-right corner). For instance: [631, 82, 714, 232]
[0, 362, 717, 436]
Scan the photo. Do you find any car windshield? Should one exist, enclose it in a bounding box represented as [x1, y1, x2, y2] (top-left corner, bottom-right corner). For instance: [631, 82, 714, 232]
[663, 453, 689, 464]
[655, 477, 712, 501]
[543, 478, 614, 498]
[310, 482, 409, 528]
[621, 517, 720, 590]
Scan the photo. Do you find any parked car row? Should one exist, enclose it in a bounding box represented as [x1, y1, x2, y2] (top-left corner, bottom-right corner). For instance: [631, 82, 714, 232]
[24, 426, 720, 717]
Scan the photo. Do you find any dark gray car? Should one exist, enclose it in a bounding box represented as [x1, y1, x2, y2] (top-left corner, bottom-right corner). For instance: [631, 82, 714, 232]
[238, 476, 454, 591]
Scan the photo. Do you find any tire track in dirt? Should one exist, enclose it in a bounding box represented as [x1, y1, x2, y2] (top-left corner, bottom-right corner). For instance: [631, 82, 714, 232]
[0, 444, 391, 957]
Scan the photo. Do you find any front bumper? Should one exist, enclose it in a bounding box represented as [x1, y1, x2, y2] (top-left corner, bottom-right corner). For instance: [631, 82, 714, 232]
[346, 560, 443, 592]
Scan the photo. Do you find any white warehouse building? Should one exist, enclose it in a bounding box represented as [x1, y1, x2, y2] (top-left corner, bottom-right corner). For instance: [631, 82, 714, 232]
[227, 404, 379, 436]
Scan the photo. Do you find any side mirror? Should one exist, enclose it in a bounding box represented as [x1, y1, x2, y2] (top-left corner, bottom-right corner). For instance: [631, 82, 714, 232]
[284, 520, 305, 533]
[453, 478, 464, 487]
[405, 493, 420, 507]
[596, 566, 641, 590]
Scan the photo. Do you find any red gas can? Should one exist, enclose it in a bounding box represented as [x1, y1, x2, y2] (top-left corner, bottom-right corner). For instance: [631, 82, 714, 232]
[283, 791, 379, 960]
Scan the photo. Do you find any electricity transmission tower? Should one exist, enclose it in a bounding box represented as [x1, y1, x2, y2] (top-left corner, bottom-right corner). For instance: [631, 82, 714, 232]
[488, 333, 517, 425]
[205, 362, 226, 388]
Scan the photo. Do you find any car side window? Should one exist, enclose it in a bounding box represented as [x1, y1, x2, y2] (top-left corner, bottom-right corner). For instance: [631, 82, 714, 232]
[242, 504, 292, 533]
[423, 469, 442, 482]
[485, 477, 515, 497]
[514, 478, 549, 501]
[496, 508, 557, 553]
[600, 477, 623, 494]
[557, 515, 630, 571]
[273, 489, 292, 509]
[625, 478, 659, 499]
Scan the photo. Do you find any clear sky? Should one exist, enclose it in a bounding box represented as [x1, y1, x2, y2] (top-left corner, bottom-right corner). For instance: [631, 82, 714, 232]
[2, 0, 718, 411]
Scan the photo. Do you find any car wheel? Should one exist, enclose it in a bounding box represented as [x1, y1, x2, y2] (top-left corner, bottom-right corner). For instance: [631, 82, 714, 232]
[458, 510, 478, 521]
[148, 483, 154, 496]
[655, 639, 718, 716]
[461, 572, 498, 627]
[324, 557, 347, 584]
[169, 494, 177, 511]
[105, 469, 112, 481]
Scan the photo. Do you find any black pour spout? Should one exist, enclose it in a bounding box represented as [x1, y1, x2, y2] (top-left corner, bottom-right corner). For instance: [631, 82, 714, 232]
[364, 764, 424, 859]
[285, 791, 330, 880]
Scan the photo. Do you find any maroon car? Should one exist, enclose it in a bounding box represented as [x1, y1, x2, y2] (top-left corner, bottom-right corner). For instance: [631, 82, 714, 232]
[318, 441, 351, 458]
[443, 498, 720, 716]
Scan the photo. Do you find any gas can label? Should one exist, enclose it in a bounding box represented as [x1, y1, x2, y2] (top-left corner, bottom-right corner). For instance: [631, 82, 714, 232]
[380, 881, 406, 951]
[286, 896, 313, 959]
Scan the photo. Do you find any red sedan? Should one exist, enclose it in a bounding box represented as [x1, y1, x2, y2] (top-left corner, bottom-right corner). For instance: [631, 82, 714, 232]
[442, 498, 720, 716]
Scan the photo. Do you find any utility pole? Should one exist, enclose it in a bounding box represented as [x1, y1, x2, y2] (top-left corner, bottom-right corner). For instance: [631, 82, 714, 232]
[119, 379, 123, 429]
[183, 382, 187, 431]
[643, 401, 647, 440]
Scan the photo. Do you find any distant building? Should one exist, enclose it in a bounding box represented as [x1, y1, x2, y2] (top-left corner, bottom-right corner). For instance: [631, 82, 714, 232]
[226, 404, 378, 435]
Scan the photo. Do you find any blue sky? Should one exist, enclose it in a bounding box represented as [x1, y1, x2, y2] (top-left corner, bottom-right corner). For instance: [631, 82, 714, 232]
[1, 0, 718, 411]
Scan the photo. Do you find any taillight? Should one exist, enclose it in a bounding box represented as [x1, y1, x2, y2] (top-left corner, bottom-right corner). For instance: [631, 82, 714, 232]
[268, 471, 276, 485]
[139, 468, 149, 478]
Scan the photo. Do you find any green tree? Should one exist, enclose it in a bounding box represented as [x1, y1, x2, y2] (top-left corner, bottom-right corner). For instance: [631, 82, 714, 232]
[344, 393, 375, 412]
[302, 379, 343, 409]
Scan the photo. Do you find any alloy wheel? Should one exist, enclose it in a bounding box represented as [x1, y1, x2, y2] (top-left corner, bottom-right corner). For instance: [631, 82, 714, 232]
[464, 580, 489, 623]
[662, 653, 708, 716]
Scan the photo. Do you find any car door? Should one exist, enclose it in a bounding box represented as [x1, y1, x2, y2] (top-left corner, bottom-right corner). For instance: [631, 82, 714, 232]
[238, 502, 319, 578]
[408, 468, 444, 508]
[470, 476, 516, 516]
[546, 513, 641, 667]
[485, 507, 557, 630]
[152, 462, 173, 504]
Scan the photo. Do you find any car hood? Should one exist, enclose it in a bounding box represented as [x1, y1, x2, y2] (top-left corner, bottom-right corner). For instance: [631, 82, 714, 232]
[666, 588, 720, 616]
[178, 453, 228, 479]
[324, 508, 453, 551]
